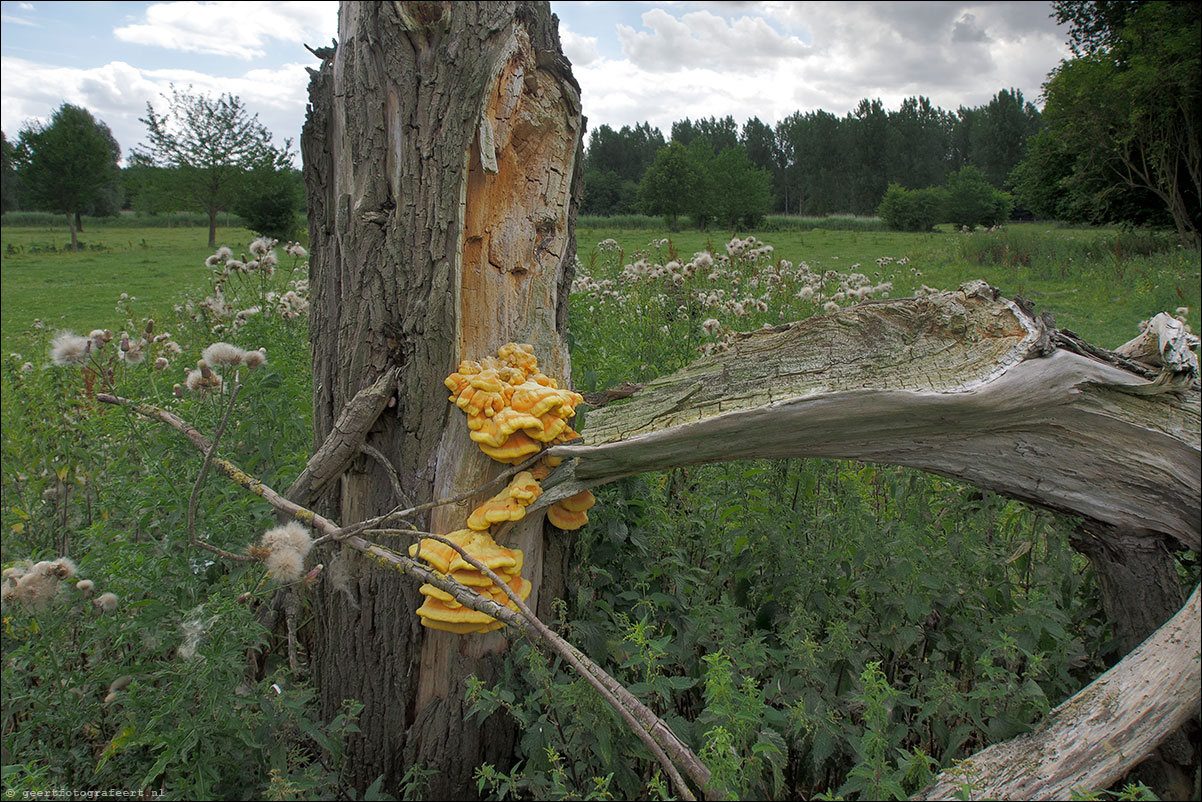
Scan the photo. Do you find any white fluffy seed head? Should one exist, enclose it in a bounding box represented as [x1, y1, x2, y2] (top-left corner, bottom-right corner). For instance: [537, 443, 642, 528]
[264, 549, 304, 583]
[15, 572, 60, 608]
[50, 332, 90, 366]
[51, 557, 77, 578]
[201, 342, 245, 366]
[242, 349, 266, 369]
[261, 521, 313, 558]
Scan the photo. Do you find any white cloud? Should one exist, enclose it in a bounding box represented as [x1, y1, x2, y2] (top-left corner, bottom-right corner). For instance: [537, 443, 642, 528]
[1, 12, 37, 26]
[0, 56, 311, 160]
[570, 1, 1069, 136]
[561, 23, 600, 67]
[618, 8, 810, 72]
[114, 1, 336, 59]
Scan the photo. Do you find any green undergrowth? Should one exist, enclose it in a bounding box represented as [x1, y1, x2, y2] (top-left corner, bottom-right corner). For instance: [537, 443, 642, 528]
[2, 238, 333, 799]
[1, 221, 1197, 800]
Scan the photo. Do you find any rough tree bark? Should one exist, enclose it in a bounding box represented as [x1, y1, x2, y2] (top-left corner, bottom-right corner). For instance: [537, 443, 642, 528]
[300, 1, 583, 795]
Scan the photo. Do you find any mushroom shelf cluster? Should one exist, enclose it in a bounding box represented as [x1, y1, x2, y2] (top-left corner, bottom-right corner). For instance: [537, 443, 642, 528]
[408, 343, 597, 635]
[444, 342, 585, 463]
[409, 526, 531, 634]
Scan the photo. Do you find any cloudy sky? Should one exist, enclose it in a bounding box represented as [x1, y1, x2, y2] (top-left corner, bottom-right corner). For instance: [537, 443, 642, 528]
[1, 1, 1071, 162]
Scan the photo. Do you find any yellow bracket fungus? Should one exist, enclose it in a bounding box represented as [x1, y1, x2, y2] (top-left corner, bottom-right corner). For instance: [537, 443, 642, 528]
[466, 471, 542, 530]
[413, 343, 591, 634]
[547, 489, 596, 531]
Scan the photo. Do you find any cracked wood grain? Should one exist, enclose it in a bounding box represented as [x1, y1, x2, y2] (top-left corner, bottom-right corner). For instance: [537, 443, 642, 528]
[543, 283, 1200, 551]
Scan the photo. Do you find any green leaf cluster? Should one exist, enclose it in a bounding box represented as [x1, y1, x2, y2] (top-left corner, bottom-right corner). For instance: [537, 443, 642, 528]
[1012, 2, 1201, 247]
[11, 104, 122, 247]
[637, 140, 772, 231]
[878, 167, 1012, 232]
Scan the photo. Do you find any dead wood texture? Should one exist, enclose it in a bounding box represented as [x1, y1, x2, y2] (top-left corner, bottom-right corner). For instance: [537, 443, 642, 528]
[545, 282, 1200, 553]
[301, 1, 583, 795]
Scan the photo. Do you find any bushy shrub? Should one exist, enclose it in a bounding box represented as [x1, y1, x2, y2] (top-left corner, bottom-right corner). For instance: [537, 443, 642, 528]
[232, 166, 302, 240]
[877, 184, 947, 232]
[945, 166, 1014, 229]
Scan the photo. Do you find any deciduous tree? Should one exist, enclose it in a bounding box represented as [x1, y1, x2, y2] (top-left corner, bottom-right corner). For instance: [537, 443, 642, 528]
[137, 87, 286, 247]
[1015, 1, 1200, 245]
[638, 141, 702, 228]
[1, 132, 18, 213]
[13, 104, 121, 250]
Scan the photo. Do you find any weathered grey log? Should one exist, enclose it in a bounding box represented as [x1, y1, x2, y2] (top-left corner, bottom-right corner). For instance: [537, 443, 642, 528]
[913, 585, 1201, 801]
[544, 282, 1201, 552]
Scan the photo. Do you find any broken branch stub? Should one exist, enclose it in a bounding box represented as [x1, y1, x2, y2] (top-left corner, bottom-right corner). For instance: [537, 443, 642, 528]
[545, 281, 1200, 551]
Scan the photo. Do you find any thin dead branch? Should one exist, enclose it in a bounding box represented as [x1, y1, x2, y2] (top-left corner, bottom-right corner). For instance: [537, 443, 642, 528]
[97, 391, 709, 800]
[184, 384, 256, 562]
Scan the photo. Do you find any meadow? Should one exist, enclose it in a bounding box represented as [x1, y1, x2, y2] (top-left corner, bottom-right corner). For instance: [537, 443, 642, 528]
[1, 217, 1197, 800]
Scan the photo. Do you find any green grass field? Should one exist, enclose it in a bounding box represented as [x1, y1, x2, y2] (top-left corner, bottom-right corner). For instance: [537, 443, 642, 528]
[1, 224, 258, 354]
[2, 219, 1196, 356]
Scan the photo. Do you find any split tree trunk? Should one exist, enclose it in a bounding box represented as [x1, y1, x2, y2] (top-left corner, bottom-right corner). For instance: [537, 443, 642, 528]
[300, 2, 583, 796]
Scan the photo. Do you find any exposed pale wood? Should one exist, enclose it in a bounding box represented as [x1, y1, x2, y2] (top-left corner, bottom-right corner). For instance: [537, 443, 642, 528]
[544, 283, 1201, 552]
[914, 586, 1201, 801]
[1115, 312, 1200, 374]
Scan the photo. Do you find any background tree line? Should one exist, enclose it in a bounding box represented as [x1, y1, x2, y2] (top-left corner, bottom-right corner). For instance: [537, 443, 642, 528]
[583, 1, 1199, 246]
[581, 88, 1041, 225]
[3, 2, 1195, 246]
[1, 89, 304, 250]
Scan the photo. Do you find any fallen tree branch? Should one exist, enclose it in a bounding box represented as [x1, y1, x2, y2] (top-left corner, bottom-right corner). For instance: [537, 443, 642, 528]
[321, 449, 547, 545]
[541, 283, 1201, 552]
[914, 584, 1201, 801]
[97, 391, 710, 800]
[284, 366, 400, 506]
[582, 381, 644, 409]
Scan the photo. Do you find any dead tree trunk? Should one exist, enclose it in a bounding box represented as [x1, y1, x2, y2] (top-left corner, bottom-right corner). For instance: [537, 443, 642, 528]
[542, 284, 1199, 553]
[301, 2, 583, 795]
